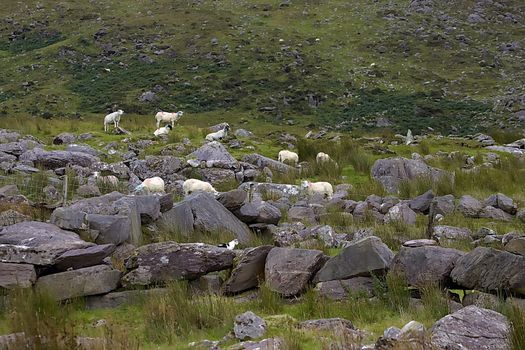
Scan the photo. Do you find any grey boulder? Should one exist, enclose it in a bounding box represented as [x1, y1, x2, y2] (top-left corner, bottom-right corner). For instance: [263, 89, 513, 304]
[54, 244, 116, 271]
[223, 245, 273, 294]
[315, 277, 375, 300]
[188, 141, 238, 169]
[0, 262, 36, 289]
[234, 311, 267, 340]
[242, 154, 297, 174]
[315, 236, 394, 282]
[431, 305, 510, 350]
[122, 242, 236, 287]
[0, 221, 93, 265]
[19, 148, 99, 169]
[265, 247, 324, 296]
[458, 195, 483, 217]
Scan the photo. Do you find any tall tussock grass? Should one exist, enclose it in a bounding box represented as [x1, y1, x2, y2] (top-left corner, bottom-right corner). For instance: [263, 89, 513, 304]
[143, 281, 237, 344]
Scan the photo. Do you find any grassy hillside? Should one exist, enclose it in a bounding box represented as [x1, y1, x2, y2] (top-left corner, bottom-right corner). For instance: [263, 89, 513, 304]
[0, 0, 524, 134]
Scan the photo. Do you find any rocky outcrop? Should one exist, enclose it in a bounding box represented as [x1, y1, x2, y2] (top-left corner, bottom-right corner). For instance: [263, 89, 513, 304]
[242, 154, 297, 174]
[450, 247, 525, 295]
[159, 192, 252, 244]
[431, 306, 510, 350]
[223, 245, 273, 294]
[0, 262, 36, 289]
[315, 236, 394, 282]
[121, 242, 236, 287]
[19, 148, 99, 169]
[0, 221, 93, 265]
[188, 141, 238, 169]
[390, 246, 465, 287]
[53, 244, 116, 271]
[35, 265, 121, 301]
[264, 247, 324, 296]
[371, 157, 451, 193]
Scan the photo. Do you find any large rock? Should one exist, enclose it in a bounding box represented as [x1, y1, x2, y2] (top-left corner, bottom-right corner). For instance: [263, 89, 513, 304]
[238, 182, 301, 202]
[265, 247, 324, 296]
[121, 242, 236, 287]
[217, 189, 247, 211]
[504, 237, 525, 256]
[408, 190, 434, 214]
[19, 148, 99, 169]
[242, 154, 297, 174]
[478, 206, 513, 221]
[234, 311, 267, 340]
[450, 247, 525, 295]
[54, 244, 116, 271]
[390, 246, 465, 287]
[383, 203, 417, 225]
[128, 156, 184, 183]
[65, 144, 99, 156]
[188, 141, 238, 169]
[458, 195, 483, 217]
[0, 209, 31, 227]
[0, 263, 36, 289]
[315, 236, 394, 282]
[223, 245, 273, 294]
[431, 305, 510, 350]
[431, 195, 455, 215]
[485, 193, 517, 215]
[50, 192, 161, 245]
[35, 265, 121, 301]
[159, 192, 252, 244]
[0, 221, 93, 265]
[371, 157, 451, 193]
[288, 206, 317, 225]
[433, 225, 472, 243]
[0, 140, 39, 157]
[315, 277, 375, 300]
[53, 132, 76, 145]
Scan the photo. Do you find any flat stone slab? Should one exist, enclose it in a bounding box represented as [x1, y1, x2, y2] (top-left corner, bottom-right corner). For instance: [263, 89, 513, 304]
[0, 262, 36, 288]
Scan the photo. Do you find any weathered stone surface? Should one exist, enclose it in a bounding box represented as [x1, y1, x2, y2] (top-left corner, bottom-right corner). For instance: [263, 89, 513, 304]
[431, 306, 510, 350]
[299, 318, 356, 335]
[65, 144, 99, 156]
[403, 239, 437, 247]
[504, 237, 525, 256]
[390, 246, 465, 287]
[458, 195, 483, 217]
[485, 193, 517, 215]
[217, 189, 247, 211]
[433, 225, 472, 242]
[128, 156, 184, 183]
[159, 192, 252, 244]
[230, 337, 283, 350]
[242, 154, 297, 174]
[462, 291, 500, 309]
[478, 206, 513, 221]
[35, 265, 121, 301]
[0, 262, 36, 288]
[450, 247, 525, 295]
[19, 148, 100, 169]
[223, 245, 273, 294]
[371, 157, 451, 193]
[0, 221, 92, 265]
[288, 206, 317, 225]
[85, 288, 167, 309]
[432, 194, 455, 215]
[122, 242, 236, 287]
[0, 209, 31, 227]
[383, 203, 417, 225]
[54, 244, 116, 271]
[315, 277, 375, 300]
[188, 141, 238, 168]
[315, 236, 394, 282]
[234, 311, 267, 340]
[409, 190, 434, 214]
[53, 132, 76, 145]
[265, 247, 324, 296]
[238, 182, 301, 202]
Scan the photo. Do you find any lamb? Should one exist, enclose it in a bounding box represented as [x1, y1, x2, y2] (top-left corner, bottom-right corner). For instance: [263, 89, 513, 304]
[103, 110, 124, 132]
[154, 124, 173, 137]
[155, 111, 184, 128]
[300, 180, 333, 199]
[183, 178, 218, 196]
[205, 124, 230, 142]
[134, 176, 165, 194]
[278, 150, 299, 166]
[316, 152, 331, 163]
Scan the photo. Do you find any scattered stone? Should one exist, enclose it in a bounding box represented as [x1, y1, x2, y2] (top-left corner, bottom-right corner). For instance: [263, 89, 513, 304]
[433, 225, 472, 243]
[54, 244, 116, 271]
[223, 245, 273, 294]
[315, 277, 375, 300]
[0, 262, 36, 289]
[234, 311, 267, 340]
[458, 195, 483, 217]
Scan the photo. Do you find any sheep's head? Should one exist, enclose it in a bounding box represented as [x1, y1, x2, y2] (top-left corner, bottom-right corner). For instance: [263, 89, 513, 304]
[177, 111, 184, 117]
[166, 124, 173, 130]
[224, 123, 230, 131]
[134, 183, 145, 192]
[118, 109, 124, 115]
[93, 171, 100, 178]
[300, 180, 310, 189]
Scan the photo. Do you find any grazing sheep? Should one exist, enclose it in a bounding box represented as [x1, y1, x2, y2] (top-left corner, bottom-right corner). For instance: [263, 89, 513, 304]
[93, 171, 119, 188]
[134, 176, 165, 194]
[205, 124, 230, 142]
[300, 180, 333, 199]
[155, 111, 184, 128]
[154, 124, 173, 137]
[278, 150, 299, 166]
[104, 110, 124, 132]
[183, 178, 218, 196]
[316, 152, 331, 164]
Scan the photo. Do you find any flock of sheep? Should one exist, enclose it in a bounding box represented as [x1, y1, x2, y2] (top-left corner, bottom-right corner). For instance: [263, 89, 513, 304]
[101, 109, 336, 200]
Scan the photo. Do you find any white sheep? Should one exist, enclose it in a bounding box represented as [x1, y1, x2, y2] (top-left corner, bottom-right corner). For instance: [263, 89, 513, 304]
[316, 152, 331, 164]
[134, 176, 165, 194]
[300, 180, 333, 199]
[93, 171, 119, 188]
[155, 111, 184, 128]
[278, 150, 299, 166]
[205, 124, 230, 142]
[183, 178, 218, 196]
[154, 124, 173, 137]
[103, 110, 124, 132]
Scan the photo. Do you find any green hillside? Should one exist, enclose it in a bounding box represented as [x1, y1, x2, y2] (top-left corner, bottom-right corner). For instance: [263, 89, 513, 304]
[1, 0, 524, 134]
